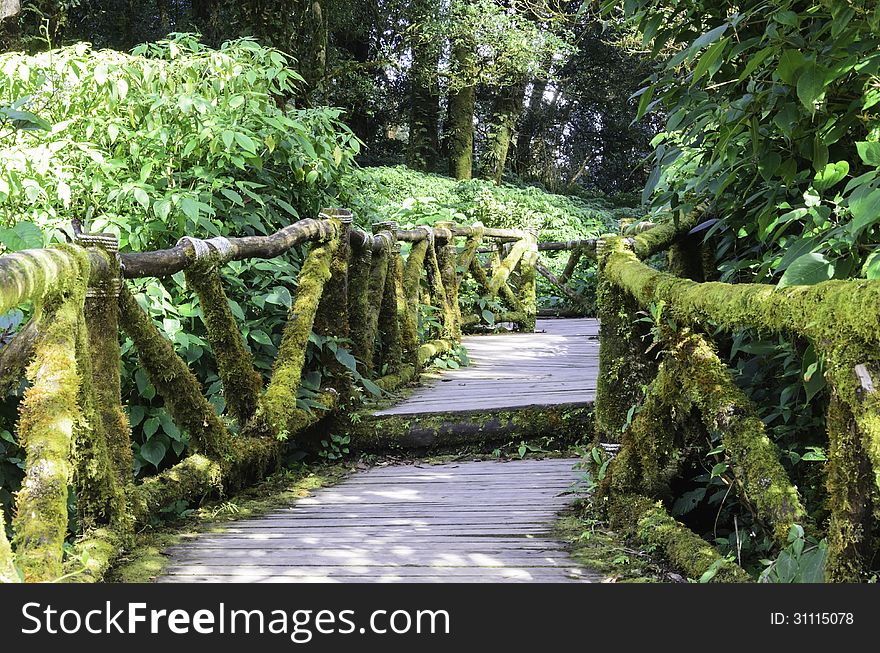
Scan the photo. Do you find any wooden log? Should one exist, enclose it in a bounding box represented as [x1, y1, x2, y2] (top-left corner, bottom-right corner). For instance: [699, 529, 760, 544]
[487, 238, 529, 296]
[424, 236, 456, 340]
[349, 402, 593, 452]
[536, 260, 589, 308]
[315, 210, 354, 401]
[13, 290, 83, 581]
[434, 222, 461, 340]
[376, 224, 403, 375]
[538, 239, 597, 253]
[118, 284, 232, 458]
[185, 264, 263, 424]
[401, 235, 429, 370]
[558, 246, 584, 285]
[253, 236, 338, 439]
[348, 231, 374, 372]
[120, 218, 337, 278]
[364, 227, 392, 375]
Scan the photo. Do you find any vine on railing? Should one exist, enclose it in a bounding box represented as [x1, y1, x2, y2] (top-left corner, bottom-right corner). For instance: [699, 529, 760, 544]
[0, 210, 538, 582]
[590, 217, 880, 582]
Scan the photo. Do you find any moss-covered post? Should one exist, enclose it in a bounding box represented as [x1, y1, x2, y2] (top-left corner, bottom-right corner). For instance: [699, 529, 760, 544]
[364, 225, 391, 375]
[185, 261, 263, 425]
[314, 209, 354, 403]
[824, 383, 876, 581]
[254, 232, 339, 439]
[348, 231, 373, 374]
[433, 221, 461, 340]
[73, 234, 128, 533]
[594, 235, 656, 442]
[118, 285, 231, 458]
[516, 229, 538, 332]
[375, 222, 403, 375]
[13, 258, 87, 581]
[403, 235, 429, 368]
[425, 235, 456, 339]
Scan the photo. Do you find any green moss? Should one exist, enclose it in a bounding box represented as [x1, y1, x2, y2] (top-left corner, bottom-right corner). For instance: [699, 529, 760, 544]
[254, 236, 338, 438]
[824, 393, 876, 582]
[516, 232, 538, 332]
[609, 494, 751, 582]
[455, 224, 484, 289]
[434, 222, 462, 340]
[594, 242, 656, 441]
[65, 527, 124, 582]
[400, 239, 427, 370]
[377, 243, 403, 374]
[417, 338, 456, 366]
[486, 237, 529, 295]
[185, 263, 263, 424]
[425, 237, 457, 339]
[364, 238, 390, 374]
[118, 284, 231, 458]
[130, 454, 223, 526]
[314, 217, 354, 401]
[628, 212, 702, 259]
[374, 364, 417, 392]
[13, 288, 84, 581]
[0, 246, 92, 314]
[348, 402, 593, 452]
[348, 238, 374, 371]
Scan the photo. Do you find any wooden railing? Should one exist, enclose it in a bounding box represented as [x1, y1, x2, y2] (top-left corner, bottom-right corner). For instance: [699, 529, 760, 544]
[591, 216, 880, 582]
[0, 210, 540, 582]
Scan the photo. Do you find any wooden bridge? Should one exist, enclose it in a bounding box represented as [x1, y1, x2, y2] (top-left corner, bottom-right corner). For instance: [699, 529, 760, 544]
[2, 207, 880, 584]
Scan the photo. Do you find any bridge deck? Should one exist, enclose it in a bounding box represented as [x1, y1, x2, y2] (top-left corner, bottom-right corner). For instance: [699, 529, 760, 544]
[376, 318, 599, 416]
[158, 458, 599, 583]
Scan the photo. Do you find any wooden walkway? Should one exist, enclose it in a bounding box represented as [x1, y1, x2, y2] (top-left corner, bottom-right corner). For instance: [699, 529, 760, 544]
[158, 318, 601, 583]
[376, 318, 599, 415]
[159, 458, 597, 583]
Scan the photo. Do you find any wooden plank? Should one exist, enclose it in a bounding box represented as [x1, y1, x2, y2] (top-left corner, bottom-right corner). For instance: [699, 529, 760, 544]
[158, 458, 598, 584]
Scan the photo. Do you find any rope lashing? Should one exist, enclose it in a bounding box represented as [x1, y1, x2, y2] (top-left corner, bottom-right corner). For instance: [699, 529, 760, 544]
[177, 235, 234, 263]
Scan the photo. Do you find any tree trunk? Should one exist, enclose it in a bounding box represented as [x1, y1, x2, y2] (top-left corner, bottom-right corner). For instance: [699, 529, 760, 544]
[303, 0, 327, 104]
[446, 39, 476, 180]
[481, 80, 527, 184]
[408, 51, 440, 171]
[513, 77, 547, 175]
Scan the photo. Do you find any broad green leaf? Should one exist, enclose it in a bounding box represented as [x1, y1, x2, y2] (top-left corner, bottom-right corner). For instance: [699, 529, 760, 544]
[140, 439, 167, 469]
[848, 186, 880, 234]
[813, 161, 849, 192]
[796, 62, 826, 112]
[133, 187, 150, 209]
[0, 221, 44, 251]
[777, 50, 805, 85]
[334, 347, 358, 372]
[690, 24, 728, 53]
[863, 250, 880, 279]
[635, 84, 654, 121]
[777, 252, 834, 288]
[856, 141, 880, 166]
[234, 132, 257, 153]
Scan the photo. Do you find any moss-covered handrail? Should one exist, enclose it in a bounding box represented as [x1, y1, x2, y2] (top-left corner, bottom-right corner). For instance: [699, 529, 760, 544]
[0, 206, 543, 582]
[593, 216, 880, 582]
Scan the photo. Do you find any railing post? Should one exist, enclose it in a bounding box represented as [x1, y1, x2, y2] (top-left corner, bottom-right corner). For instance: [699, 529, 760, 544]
[348, 225, 374, 375]
[516, 229, 538, 332]
[594, 235, 657, 442]
[375, 221, 403, 375]
[315, 209, 354, 403]
[434, 221, 461, 340]
[76, 233, 131, 532]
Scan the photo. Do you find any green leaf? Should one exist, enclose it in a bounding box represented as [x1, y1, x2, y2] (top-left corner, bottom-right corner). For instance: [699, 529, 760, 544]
[153, 199, 172, 221]
[635, 84, 654, 121]
[856, 141, 880, 167]
[690, 24, 728, 53]
[250, 330, 273, 346]
[691, 37, 729, 85]
[140, 439, 167, 470]
[813, 161, 849, 192]
[481, 309, 495, 326]
[796, 62, 826, 112]
[710, 462, 728, 478]
[234, 132, 257, 153]
[143, 417, 159, 439]
[133, 187, 150, 210]
[848, 186, 880, 235]
[777, 252, 834, 288]
[180, 196, 200, 222]
[334, 346, 358, 372]
[0, 221, 44, 252]
[777, 50, 805, 85]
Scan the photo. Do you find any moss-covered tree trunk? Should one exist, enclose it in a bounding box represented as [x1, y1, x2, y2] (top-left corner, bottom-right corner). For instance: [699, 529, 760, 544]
[481, 80, 527, 184]
[446, 37, 477, 180]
